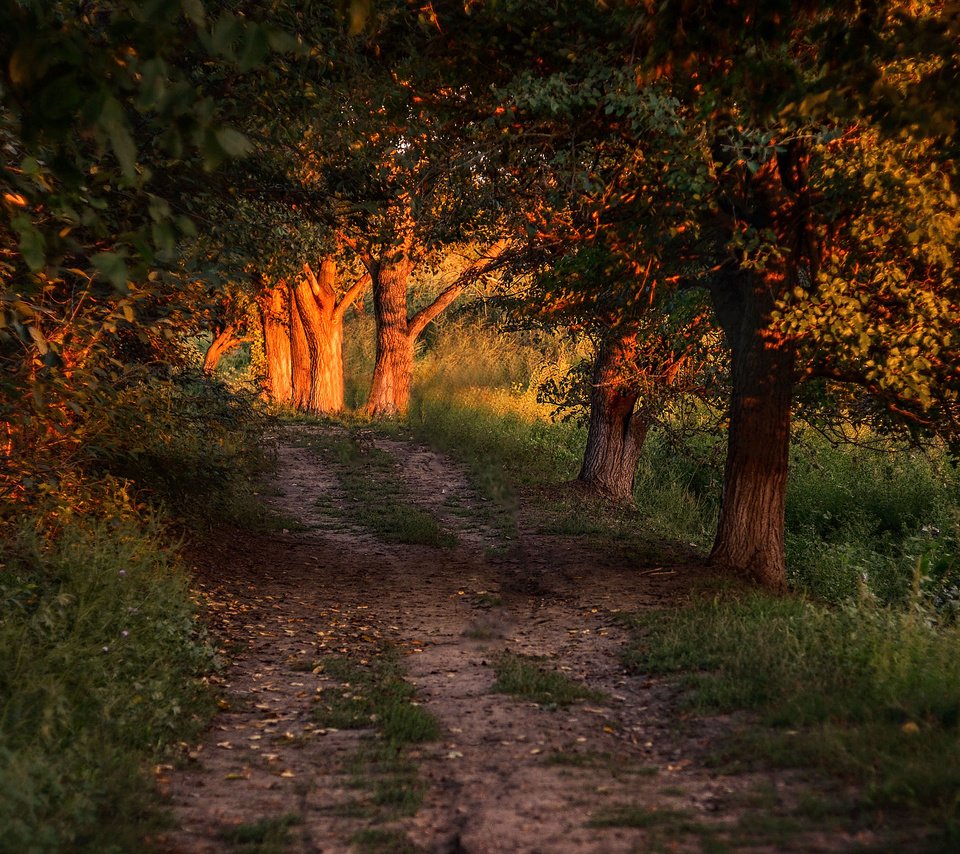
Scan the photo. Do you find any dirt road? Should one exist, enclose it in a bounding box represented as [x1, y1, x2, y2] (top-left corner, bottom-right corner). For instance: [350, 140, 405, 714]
[156, 425, 871, 853]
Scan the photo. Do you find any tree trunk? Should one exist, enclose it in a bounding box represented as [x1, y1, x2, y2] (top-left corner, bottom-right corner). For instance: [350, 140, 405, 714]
[291, 259, 345, 415]
[202, 324, 239, 375]
[709, 273, 795, 592]
[261, 287, 292, 404]
[578, 329, 650, 501]
[365, 260, 415, 418]
[288, 282, 312, 411]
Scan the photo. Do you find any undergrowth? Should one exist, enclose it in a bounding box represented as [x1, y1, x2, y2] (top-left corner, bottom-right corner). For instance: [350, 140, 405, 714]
[0, 509, 217, 852]
[0, 371, 268, 850]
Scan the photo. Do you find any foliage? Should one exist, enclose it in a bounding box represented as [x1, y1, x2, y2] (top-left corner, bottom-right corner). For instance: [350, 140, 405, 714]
[0, 509, 217, 852]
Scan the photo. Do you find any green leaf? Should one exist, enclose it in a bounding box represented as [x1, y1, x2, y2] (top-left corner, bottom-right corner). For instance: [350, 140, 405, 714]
[238, 25, 270, 72]
[99, 98, 138, 179]
[215, 127, 253, 158]
[212, 14, 242, 58]
[12, 214, 46, 271]
[92, 252, 130, 292]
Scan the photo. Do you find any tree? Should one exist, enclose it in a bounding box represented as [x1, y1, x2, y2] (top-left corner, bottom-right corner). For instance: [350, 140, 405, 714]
[415, 0, 959, 589]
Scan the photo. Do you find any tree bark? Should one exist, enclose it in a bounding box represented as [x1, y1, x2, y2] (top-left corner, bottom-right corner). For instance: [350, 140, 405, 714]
[292, 259, 345, 415]
[202, 324, 240, 375]
[709, 273, 795, 592]
[261, 286, 292, 405]
[365, 259, 416, 418]
[578, 328, 650, 501]
[288, 281, 312, 411]
[361, 241, 511, 419]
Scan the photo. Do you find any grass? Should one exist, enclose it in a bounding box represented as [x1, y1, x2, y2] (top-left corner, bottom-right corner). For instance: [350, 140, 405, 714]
[351, 827, 422, 853]
[491, 652, 607, 709]
[0, 511, 218, 853]
[314, 645, 440, 825]
[587, 805, 706, 832]
[314, 648, 441, 745]
[297, 431, 457, 548]
[219, 813, 301, 853]
[620, 591, 960, 846]
[545, 749, 659, 777]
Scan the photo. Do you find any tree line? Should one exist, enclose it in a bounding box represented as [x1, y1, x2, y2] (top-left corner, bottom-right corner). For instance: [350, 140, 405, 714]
[2, 0, 957, 593]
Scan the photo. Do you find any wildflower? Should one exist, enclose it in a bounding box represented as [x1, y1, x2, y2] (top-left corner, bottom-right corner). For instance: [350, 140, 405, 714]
[102, 646, 110, 653]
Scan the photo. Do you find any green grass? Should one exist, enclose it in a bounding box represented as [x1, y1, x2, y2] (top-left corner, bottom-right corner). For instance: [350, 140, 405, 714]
[587, 805, 706, 832]
[0, 512, 217, 853]
[621, 592, 960, 843]
[491, 652, 607, 709]
[314, 646, 439, 824]
[314, 649, 441, 745]
[298, 432, 457, 548]
[219, 813, 301, 853]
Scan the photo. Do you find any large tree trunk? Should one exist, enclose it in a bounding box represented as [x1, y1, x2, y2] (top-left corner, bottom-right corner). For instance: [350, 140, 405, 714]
[288, 282, 312, 411]
[261, 286, 292, 404]
[578, 328, 650, 501]
[365, 260, 415, 418]
[291, 259, 345, 415]
[202, 324, 240, 375]
[709, 274, 795, 592]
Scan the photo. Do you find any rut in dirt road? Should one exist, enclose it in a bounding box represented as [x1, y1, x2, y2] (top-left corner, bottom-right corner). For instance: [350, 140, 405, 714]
[156, 425, 874, 854]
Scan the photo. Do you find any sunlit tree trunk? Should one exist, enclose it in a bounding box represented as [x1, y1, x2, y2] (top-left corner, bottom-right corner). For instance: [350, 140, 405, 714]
[709, 272, 794, 592]
[261, 285, 292, 404]
[365, 259, 416, 418]
[202, 324, 241, 375]
[289, 282, 312, 411]
[578, 328, 649, 501]
[292, 259, 346, 415]
[359, 240, 509, 419]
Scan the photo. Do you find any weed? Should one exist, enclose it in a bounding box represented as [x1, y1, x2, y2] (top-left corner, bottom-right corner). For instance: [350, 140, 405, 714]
[491, 652, 607, 708]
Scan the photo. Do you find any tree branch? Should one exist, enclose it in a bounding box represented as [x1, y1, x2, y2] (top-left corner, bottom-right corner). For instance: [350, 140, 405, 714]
[407, 240, 512, 341]
[334, 272, 372, 321]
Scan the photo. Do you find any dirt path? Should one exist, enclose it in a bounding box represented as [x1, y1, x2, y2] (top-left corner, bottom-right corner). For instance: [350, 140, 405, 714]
[156, 425, 872, 853]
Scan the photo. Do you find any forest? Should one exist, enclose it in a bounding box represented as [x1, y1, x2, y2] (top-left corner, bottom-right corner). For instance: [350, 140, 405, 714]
[2, 1, 959, 851]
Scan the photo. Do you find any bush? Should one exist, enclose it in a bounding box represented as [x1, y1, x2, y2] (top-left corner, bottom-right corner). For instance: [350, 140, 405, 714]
[81, 371, 271, 524]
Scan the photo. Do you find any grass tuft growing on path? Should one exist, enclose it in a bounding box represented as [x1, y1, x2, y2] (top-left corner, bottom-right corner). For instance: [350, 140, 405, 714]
[219, 813, 301, 853]
[298, 431, 457, 548]
[315, 648, 441, 745]
[492, 652, 607, 709]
